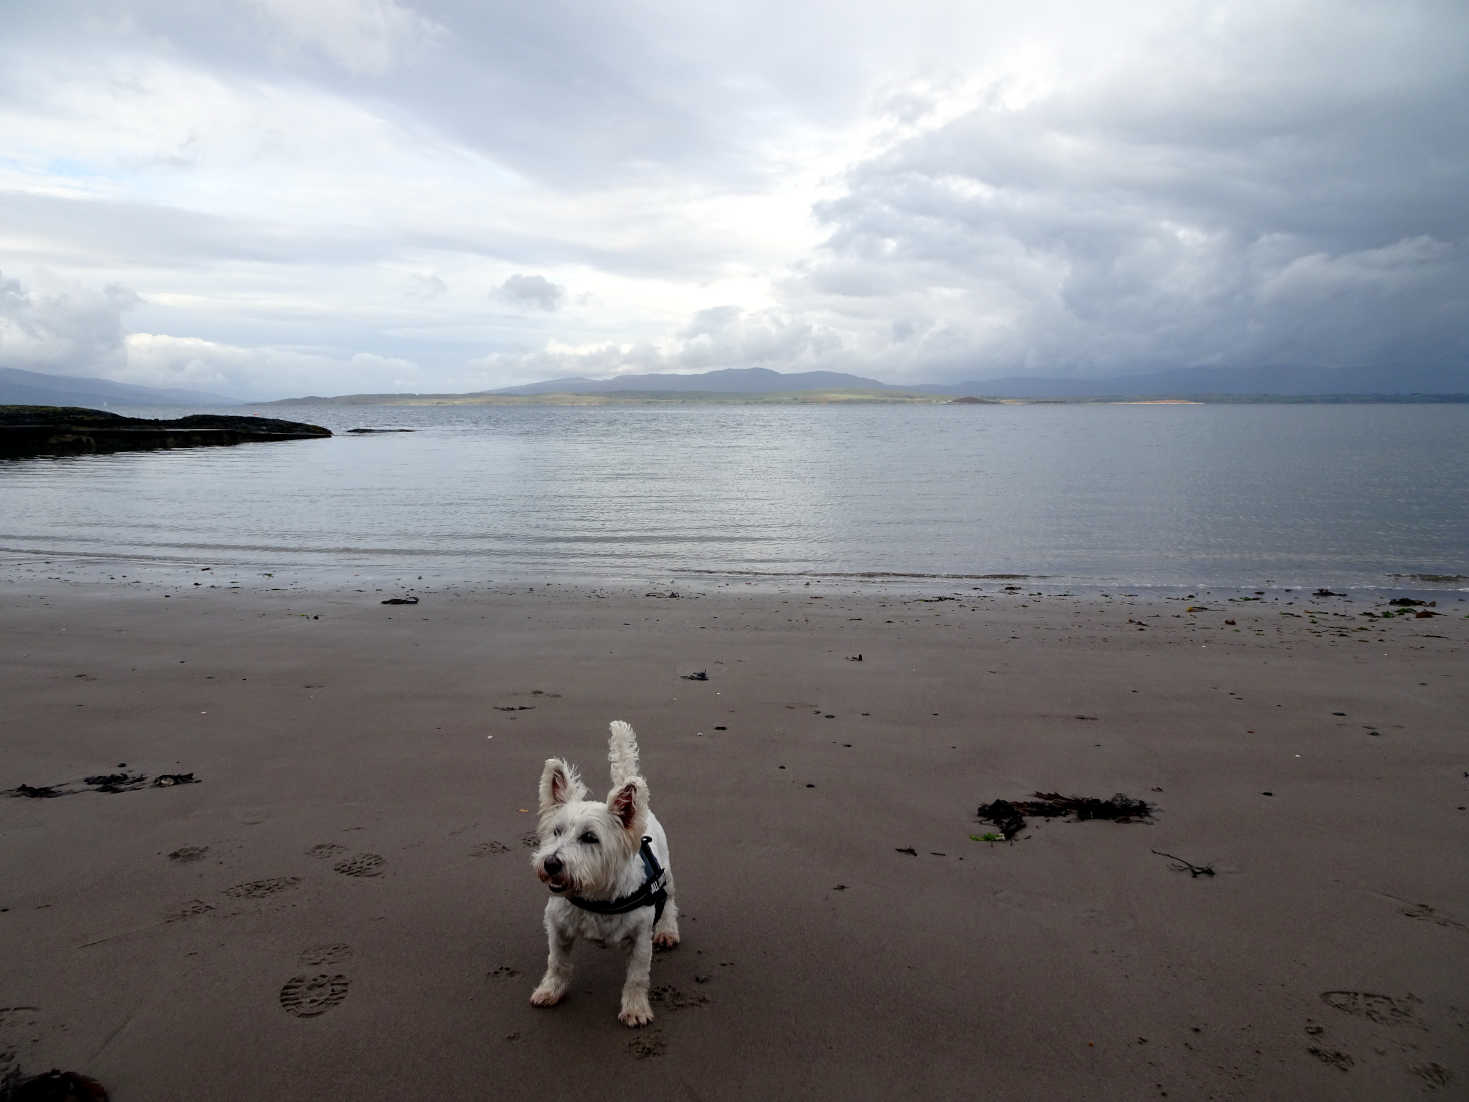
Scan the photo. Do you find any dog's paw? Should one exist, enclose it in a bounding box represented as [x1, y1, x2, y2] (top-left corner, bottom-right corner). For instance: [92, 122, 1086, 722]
[530, 984, 565, 1007]
[619, 1000, 655, 1028]
[652, 929, 680, 951]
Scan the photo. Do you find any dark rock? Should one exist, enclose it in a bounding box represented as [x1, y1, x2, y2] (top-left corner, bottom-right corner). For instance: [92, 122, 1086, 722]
[0, 406, 330, 458]
[9, 1068, 109, 1100]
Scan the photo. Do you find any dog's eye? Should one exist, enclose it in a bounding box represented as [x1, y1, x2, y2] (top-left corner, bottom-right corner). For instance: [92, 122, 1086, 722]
[579, 831, 599, 845]
[552, 826, 563, 837]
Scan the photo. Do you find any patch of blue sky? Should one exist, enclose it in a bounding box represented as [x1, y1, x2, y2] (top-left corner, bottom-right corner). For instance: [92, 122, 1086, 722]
[45, 157, 105, 178]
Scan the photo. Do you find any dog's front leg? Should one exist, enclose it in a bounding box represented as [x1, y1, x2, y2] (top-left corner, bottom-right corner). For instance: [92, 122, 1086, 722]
[617, 925, 655, 1027]
[530, 910, 575, 1007]
[653, 868, 680, 950]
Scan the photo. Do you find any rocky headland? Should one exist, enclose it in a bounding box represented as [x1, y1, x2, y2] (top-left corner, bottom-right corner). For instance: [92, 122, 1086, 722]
[0, 406, 331, 458]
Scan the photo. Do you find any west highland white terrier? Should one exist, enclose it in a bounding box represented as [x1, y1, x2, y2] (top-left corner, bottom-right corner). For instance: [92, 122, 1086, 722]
[530, 720, 680, 1026]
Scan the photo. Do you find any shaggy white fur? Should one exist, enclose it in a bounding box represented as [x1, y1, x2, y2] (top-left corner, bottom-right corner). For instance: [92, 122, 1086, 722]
[530, 720, 680, 1027]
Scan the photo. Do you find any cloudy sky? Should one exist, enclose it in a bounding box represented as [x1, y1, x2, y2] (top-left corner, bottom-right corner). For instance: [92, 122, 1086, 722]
[1, 1, 1465, 400]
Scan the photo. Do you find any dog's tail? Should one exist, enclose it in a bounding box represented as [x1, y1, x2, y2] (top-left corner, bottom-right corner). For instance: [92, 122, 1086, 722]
[608, 720, 641, 786]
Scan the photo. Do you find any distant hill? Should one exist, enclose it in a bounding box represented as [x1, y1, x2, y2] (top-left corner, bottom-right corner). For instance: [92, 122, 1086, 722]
[0, 366, 237, 408]
[263, 362, 1469, 407]
[488, 367, 913, 396]
[918, 363, 1469, 399]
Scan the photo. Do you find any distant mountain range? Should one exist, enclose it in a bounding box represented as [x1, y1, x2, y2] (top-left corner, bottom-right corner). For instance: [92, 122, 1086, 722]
[488, 363, 1468, 399]
[917, 363, 1469, 399]
[0, 366, 236, 408]
[8, 362, 1466, 410]
[488, 366, 909, 396]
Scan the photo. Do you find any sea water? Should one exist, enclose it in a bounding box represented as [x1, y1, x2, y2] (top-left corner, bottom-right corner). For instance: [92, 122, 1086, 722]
[2, 402, 1465, 596]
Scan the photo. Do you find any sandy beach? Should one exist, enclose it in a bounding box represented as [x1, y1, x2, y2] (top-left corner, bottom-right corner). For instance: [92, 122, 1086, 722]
[2, 577, 1466, 1099]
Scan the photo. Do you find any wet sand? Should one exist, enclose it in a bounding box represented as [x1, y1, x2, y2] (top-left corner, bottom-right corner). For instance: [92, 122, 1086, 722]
[2, 579, 1466, 1099]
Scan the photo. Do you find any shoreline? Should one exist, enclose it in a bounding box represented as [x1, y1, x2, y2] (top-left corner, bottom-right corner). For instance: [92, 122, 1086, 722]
[2, 550, 1466, 608]
[2, 579, 1466, 1098]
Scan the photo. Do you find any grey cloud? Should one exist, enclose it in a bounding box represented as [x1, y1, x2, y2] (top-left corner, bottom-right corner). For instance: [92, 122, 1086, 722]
[788, 8, 1469, 382]
[497, 274, 565, 312]
[0, 269, 140, 375]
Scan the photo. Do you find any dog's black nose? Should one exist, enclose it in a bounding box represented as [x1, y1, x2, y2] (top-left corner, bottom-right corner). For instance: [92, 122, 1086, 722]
[543, 855, 562, 875]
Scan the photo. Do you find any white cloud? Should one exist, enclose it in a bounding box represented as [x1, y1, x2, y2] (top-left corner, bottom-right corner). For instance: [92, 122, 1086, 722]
[123, 333, 423, 399]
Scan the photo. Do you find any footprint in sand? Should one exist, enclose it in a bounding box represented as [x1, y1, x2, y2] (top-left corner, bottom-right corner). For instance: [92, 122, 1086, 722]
[166, 898, 216, 922]
[333, 853, 385, 878]
[168, 845, 209, 863]
[225, 876, 301, 899]
[1410, 1063, 1454, 1089]
[306, 842, 348, 860]
[521, 832, 539, 850]
[1320, 991, 1424, 1029]
[650, 984, 709, 1010]
[279, 973, 351, 1018]
[299, 943, 354, 967]
[626, 1029, 667, 1059]
[471, 841, 512, 857]
[488, 965, 521, 979]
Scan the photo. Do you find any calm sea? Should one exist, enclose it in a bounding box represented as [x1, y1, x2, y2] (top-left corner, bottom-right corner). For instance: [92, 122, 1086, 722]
[2, 402, 1466, 596]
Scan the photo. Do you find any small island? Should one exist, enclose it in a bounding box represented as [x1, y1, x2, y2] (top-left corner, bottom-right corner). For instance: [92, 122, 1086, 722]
[0, 406, 332, 459]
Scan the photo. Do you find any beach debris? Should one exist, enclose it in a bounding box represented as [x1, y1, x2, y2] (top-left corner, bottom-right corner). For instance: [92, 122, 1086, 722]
[681, 670, 708, 681]
[83, 772, 147, 793]
[6, 772, 199, 799]
[1151, 849, 1215, 877]
[1313, 588, 1342, 597]
[894, 846, 918, 856]
[847, 653, 863, 661]
[380, 595, 419, 605]
[976, 792, 1154, 840]
[1307, 1047, 1355, 1071]
[12, 783, 62, 798]
[1388, 597, 1432, 607]
[7, 1068, 110, 1101]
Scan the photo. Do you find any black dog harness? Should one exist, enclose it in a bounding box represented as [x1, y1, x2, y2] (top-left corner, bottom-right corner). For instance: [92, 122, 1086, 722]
[567, 837, 669, 924]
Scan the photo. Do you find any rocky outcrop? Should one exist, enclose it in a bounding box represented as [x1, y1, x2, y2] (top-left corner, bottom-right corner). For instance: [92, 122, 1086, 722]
[0, 406, 332, 458]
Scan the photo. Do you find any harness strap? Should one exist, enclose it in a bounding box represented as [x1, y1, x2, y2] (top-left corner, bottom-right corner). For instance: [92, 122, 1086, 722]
[567, 837, 668, 924]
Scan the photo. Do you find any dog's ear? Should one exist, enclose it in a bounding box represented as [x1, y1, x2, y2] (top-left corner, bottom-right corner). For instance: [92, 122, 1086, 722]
[606, 776, 648, 835]
[538, 758, 585, 817]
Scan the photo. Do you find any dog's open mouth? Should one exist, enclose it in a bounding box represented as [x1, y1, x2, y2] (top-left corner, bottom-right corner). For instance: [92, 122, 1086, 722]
[538, 869, 572, 894]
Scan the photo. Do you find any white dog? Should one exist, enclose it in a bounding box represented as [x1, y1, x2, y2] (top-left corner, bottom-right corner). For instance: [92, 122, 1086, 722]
[530, 720, 680, 1026]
